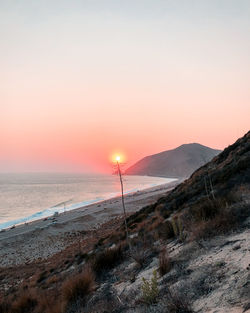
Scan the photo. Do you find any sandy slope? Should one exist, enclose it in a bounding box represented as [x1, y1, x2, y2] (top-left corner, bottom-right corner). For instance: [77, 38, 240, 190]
[111, 218, 250, 313]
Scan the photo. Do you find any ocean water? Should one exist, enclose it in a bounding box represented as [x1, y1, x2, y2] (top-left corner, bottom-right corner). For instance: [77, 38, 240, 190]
[0, 173, 175, 230]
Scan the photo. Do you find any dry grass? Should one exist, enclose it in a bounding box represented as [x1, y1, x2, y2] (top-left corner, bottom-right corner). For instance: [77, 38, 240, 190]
[62, 266, 95, 307]
[185, 191, 244, 242]
[189, 198, 222, 222]
[159, 248, 171, 276]
[147, 216, 164, 233]
[91, 245, 124, 276]
[12, 291, 38, 313]
[166, 293, 194, 313]
[131, 244, 148, 268]
[189, 208, 236, 241]
[131, 234, 155, 268]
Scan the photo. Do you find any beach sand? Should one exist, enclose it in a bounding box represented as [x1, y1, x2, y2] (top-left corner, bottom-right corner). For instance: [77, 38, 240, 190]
[0, 179, 181, 266]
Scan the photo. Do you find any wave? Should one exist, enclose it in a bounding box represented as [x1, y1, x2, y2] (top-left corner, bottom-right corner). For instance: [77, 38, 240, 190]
[0, 178, 175, 231]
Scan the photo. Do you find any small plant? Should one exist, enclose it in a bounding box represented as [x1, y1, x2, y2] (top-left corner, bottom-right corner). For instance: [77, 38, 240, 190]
[141, 270, 159, 304]
[131, 234, 153, 268]
[132, 245, 147, 268]
[159, 248, 171, 276]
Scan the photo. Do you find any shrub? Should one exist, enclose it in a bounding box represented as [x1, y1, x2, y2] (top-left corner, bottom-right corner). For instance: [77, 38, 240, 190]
[189, 198, 220, 221]
[131, 234, 154, 268]
[127, 213, 148, 228]
[108, 231, 126, 244]
[91, 245, 124, 276]
[141, 270, 159, 304]
[62, 266, 95, 306]
[131, 244, 148, 268]
[157, 220, 175, 240]
[189, 208, 236, 241]
[159, 248, 171, 276]
[12, 292, 38, 313]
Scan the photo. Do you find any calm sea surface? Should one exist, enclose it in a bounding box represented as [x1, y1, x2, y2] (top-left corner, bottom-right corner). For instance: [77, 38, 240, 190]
[0, 173, 175, 230]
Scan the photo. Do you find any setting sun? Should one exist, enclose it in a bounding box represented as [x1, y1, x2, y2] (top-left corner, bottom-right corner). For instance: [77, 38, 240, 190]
[110, 153, 126, 164]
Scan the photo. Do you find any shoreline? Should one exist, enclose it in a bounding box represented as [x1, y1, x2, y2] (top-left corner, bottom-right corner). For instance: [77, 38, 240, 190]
[0, 176, 177, 231]
[0, 178, 180, 233]
[0, 179, 181, 266]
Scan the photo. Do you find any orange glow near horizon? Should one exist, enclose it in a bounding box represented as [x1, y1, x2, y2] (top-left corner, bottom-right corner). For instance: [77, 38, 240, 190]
[1, 1, 250, 173]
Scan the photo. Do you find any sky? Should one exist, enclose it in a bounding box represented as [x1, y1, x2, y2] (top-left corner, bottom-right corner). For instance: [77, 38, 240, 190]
[1, 0, 250, 173]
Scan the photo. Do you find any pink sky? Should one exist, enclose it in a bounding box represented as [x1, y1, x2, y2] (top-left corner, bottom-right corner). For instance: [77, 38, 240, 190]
[1, 1, 250, 173]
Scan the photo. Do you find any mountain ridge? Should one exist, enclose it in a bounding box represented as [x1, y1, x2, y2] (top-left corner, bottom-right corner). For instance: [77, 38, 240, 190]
[125, 142, 221, 178]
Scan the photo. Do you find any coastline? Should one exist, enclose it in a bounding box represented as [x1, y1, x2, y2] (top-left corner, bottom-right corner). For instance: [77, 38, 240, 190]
[0, 175, 176, 231]
[0, 179, 181, 266]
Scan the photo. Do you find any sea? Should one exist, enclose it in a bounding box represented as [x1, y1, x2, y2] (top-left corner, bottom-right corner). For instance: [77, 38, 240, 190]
[0, 173, 176, 230]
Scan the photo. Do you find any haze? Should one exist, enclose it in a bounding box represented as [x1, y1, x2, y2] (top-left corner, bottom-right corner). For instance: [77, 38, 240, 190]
[1, 0, 249, 172]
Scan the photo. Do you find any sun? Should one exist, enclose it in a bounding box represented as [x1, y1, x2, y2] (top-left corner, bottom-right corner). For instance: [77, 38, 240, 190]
[110, 153, 126, 164]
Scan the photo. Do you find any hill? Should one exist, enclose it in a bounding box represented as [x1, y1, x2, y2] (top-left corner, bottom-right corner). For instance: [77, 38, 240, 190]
[125, 143, 221, 178]
[0, 131, 249, 313]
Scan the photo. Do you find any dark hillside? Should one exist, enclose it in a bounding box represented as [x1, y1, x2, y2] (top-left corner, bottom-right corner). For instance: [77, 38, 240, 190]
[128, 131, 250, 222]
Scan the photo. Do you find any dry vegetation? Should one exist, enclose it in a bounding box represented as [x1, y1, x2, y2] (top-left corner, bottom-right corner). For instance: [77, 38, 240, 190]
[0, 131, 249, 313]
[62, 266, 95, 310]
[158, 248, 171, 276]
[91, 244, 124, 277]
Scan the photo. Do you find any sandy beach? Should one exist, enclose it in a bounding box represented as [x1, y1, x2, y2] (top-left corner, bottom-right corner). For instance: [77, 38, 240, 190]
[0, 179, 181, 267]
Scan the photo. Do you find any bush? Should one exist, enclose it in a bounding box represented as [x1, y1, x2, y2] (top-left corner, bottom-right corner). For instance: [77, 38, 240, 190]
[159, 248, 171, 276]
[157, 220, 175, 240]
[131, 244, 148, 268]
[141, 270, 159, 304]
[127, 213, 148, 228]
[131, 234, 154, 268]
[91, 245, 124, 276]
[62, 266, 95, 306]
[166, 292, 194, 313]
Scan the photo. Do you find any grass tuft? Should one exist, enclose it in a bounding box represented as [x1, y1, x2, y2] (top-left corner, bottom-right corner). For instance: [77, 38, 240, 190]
[159, 248, 171, 276]
[62, 266, 95, 306]
[91, 245, 124, 276]
[166, 290, 194, 313]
